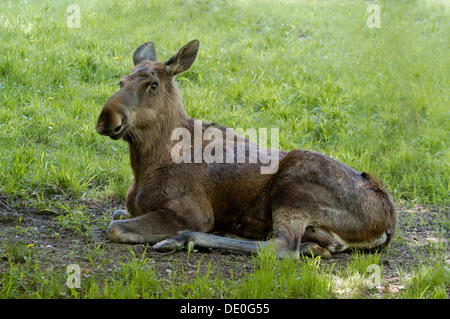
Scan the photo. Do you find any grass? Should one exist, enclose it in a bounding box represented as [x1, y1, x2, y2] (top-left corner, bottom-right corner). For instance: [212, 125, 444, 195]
[399, 263, 449, 299]
[0, 0, 448, 299]
[0, 0, 448, 204]
[230, 246, 335, 298]
[0, 246, 338, 298]
[2, 243, 447, 299]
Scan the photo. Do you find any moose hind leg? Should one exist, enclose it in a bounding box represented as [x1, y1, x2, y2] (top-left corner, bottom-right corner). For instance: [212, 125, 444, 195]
[299, 242, 331, 258]
[112, 209, 129, 220]
[153, 206, 312, 258]
[153, 231, 295, 257]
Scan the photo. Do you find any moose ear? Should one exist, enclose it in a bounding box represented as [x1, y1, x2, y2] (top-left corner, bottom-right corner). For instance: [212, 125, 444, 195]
[133, 42, 157, 66]
[165, 39, 199, 76]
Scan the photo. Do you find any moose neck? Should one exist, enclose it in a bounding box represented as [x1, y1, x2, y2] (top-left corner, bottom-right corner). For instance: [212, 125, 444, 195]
[126, 81, 190, 179]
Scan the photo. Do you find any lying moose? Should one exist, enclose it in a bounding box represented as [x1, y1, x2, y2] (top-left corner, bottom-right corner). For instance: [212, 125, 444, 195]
[96, 40, 397, 258]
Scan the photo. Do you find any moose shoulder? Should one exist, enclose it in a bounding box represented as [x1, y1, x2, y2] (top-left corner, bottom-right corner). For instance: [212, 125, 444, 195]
[95, 40, 397, 258]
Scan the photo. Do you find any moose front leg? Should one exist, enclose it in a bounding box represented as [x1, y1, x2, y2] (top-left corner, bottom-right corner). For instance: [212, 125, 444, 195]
[107, 195, 214, 245]
[107, 209, 193, 244]
[110, 179, 138, 221]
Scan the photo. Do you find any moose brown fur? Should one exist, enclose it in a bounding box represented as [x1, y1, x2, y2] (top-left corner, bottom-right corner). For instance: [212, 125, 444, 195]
[96, 40, 397, 257]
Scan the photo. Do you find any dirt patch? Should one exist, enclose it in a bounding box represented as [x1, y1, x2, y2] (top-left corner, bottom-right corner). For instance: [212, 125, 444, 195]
[0, 195, 255, 282]
[0, 194, 448, 294]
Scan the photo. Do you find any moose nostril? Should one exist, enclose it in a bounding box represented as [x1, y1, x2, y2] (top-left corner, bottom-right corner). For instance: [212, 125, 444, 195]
[113, 124, 122, 133]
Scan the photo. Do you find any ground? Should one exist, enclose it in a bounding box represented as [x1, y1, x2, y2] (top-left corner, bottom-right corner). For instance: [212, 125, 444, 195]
[0, 194, 448, 298]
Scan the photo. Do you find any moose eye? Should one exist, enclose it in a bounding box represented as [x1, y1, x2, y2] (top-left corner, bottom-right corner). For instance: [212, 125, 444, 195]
[150, 82, 158, 89]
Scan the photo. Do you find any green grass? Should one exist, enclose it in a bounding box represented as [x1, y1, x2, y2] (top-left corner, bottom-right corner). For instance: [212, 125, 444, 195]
[399, 263, 449, 299]
[0, 0, 448, 299]
[2, 244, 447, 299]
[229, 246, 335, 298]
[0, 0, 448, 204]
[0, 245, 336, 298]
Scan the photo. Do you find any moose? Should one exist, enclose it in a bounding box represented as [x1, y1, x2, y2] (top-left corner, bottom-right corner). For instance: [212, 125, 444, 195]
[96, 39, 397, 258]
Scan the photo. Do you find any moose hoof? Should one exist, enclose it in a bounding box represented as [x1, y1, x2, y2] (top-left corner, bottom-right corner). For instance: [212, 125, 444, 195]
[298, 242, 332, 259]
[153, 238, 186, 252]
[106, 221, 124, 243]
[112, 209, 129, 220]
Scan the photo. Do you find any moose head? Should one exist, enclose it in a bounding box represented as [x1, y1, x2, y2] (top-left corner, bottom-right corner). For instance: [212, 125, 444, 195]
[96, 40, 199, 141]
